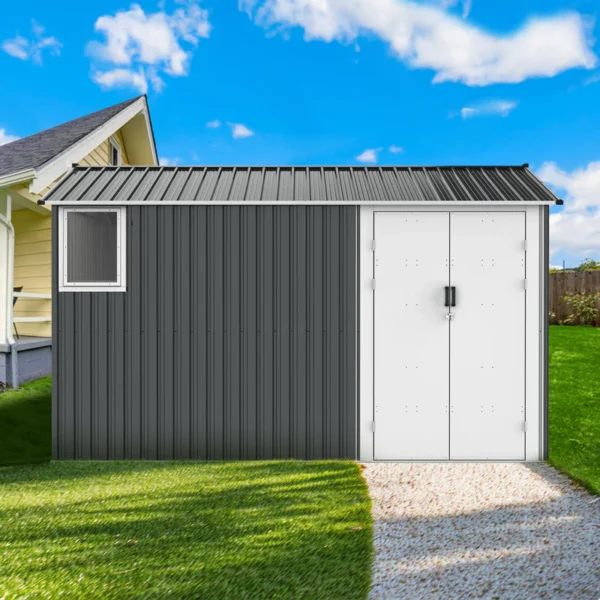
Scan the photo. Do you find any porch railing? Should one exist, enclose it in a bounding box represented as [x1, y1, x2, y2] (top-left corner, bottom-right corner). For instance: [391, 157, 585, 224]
[12, 291, 52, 323]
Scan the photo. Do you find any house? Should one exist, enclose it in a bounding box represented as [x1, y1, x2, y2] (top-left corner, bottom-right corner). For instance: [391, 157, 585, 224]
[43, 165, 560, 462]
[0, 96, 158, 386]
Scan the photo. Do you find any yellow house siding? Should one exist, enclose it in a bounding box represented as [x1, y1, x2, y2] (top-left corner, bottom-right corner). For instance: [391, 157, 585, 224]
[12, 210, 52, 338]
[79, 127, 130, 167]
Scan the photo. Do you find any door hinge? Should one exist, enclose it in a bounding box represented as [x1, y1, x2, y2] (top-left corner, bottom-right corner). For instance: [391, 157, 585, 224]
[524, 421, 528, 433]
[523, 240, 528, 251]
[372, 279, 376, 290]
[372, 239, 377, 251]
[524, 278, 528, 290]
[371, 421, 376, 432]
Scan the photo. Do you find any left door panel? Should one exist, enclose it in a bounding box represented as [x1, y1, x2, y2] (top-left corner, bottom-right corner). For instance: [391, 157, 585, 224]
[374, 212, 450, 460]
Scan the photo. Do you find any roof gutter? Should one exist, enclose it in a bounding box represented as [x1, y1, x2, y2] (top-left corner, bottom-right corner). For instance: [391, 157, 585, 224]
[0, 168, 36, 189]
[39, 199, 560, 206]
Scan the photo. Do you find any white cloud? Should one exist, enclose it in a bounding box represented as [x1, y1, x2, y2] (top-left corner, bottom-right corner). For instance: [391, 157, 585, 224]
[356, 148, 381, 163]
[159, 157, 180, 165]
[459, 100, 518, 118]
[88, 2, 210, 92]
[92, 68, 148, 94]
[0, 128, 19, 146]
[242, 1, 596, 86]
[228, 123, 254, 139]
[389, 144, 404, 154]
[538, 161, 600, 258]
[206, 120, 222, 128]
[2, 21, 62, 64]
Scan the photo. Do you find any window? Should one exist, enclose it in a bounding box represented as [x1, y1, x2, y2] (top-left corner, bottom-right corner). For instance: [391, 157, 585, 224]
[109, 136, 122, 166]
[59, 208, 127, 292]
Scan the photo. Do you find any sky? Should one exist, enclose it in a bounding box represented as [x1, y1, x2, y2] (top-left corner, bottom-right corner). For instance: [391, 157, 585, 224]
[1, 0, 600, 266]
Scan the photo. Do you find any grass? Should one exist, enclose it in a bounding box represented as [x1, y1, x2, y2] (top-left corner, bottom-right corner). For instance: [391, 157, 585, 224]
[0, 376, 51, 465]
[0, 461, 372, 599]
[549, 325, 600, 495]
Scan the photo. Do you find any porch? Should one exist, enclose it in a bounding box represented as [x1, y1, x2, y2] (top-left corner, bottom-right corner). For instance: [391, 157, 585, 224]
[0, 336, 52, 387]
[0, 190, 52, 387]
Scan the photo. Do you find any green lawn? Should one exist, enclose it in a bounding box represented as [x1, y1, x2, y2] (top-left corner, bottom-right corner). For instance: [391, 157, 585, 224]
[0, 461, 372, 599]
[549, 325, 600, 495]
[0, 376, 51, 465]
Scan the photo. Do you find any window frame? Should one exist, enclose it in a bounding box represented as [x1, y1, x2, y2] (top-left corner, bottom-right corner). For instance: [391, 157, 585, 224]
[58, 206, 127, 292]
[109, 136, 122, 166]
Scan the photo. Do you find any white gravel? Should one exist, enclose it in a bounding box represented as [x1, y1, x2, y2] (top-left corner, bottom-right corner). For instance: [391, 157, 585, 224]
[363, 463, 600, 600]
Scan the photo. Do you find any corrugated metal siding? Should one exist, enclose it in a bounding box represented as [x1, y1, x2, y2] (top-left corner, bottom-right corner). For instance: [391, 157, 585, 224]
[53, 205, 358, 460]
[43, 165, 560, 204]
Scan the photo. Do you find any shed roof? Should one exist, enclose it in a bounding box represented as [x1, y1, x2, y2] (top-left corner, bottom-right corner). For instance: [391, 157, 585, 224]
[0, 97, 142, 178]
[41, 165, 560, 205]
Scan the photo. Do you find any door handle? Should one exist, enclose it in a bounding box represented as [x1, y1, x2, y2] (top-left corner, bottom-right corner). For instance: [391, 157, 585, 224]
[445, 287, 457, 308]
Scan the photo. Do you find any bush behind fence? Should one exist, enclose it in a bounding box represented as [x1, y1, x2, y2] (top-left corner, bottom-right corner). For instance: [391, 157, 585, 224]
[550, 271, 600, 326]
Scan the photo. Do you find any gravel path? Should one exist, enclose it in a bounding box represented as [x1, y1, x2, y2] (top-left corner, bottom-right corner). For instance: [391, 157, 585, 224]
[363, 463, 600, 600]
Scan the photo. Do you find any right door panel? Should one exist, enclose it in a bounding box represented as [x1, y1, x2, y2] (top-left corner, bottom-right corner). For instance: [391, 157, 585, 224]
[450, 212, 526, 460]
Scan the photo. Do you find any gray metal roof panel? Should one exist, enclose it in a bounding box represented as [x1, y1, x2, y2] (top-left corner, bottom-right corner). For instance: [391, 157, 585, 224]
[42, 165, 561, 204]
[0, 97, 141, 178]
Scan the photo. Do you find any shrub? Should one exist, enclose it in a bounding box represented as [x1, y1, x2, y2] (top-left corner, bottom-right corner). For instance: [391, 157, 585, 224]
[561, 291, 600, 326]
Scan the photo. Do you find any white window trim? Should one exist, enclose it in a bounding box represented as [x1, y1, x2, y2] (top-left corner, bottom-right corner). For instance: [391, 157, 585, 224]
[59, 207, 127, 292]
[109, 136, 122, 166]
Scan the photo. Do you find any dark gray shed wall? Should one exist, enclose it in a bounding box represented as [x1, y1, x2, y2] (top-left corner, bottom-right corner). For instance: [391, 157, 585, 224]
[53, 205, 359, 460]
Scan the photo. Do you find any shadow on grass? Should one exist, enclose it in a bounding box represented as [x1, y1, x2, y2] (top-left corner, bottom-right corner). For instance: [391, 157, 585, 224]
[0, 460, 373, 600]
[0, 377, 51, 466]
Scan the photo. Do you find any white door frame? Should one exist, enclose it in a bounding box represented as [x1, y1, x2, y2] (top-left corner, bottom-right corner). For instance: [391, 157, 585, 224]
[359, 204, 544, 462]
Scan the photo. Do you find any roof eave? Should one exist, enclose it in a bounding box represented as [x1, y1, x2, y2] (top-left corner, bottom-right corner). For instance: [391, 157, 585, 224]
[41, 199, 559, 206]
[0, 168, 37, 189]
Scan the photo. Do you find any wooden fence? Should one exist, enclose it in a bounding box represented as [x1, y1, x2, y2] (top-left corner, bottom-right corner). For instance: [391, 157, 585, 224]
[549, 271, 600, 325]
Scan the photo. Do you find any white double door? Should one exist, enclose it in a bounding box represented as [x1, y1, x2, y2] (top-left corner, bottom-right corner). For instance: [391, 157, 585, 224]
[374, 211, 526, 460]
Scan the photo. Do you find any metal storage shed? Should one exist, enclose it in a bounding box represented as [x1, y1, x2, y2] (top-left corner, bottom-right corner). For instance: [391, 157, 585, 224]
[43, 165, 559, 461]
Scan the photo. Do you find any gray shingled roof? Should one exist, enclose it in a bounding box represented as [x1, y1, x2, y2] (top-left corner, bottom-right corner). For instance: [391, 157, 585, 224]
[0, 97, 141, 178]
[43, 165, 560, 204]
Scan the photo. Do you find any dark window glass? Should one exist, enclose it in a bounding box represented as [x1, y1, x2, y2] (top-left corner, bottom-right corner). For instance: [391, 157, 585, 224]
[111, 144, 120, 165]
[67, 212, 118, 283]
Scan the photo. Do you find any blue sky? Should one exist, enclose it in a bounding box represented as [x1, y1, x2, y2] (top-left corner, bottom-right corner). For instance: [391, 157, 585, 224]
[1, 0, 600, 265]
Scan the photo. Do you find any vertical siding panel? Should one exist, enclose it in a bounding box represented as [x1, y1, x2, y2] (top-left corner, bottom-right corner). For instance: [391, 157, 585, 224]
[159, 207, 175, 460]
[143, 207, 159, 459]
[176, 207, 192, 459]
[259, 206, 275, 459]
[242, 207, 258, 459]
[93, 295, 109, 460]
[191, 207, 209, 459]
[310, 208, 325, 459]
[344, 207, 358, 458]
[210, 207, 225, 459]
[327, 207, 342, 458]
[276, 207, 291, 458]
[293, 207, 308, 459]
[52, 212, 62, 458]
[109, 292, 125, 459]
[60, 292, 76, 459]
[76, 294, 92, 459]
[225, 207, 242, 459]
[126, 207, 142, 459]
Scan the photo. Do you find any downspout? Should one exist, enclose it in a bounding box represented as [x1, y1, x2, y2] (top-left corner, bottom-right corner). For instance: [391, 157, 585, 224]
[0, 194, 17, 386]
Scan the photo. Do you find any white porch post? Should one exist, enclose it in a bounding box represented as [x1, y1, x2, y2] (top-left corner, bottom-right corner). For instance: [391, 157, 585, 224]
[0, 190, 15, 347]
